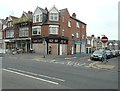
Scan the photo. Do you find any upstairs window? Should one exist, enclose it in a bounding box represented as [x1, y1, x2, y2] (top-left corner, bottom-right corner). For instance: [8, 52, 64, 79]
[7, 21, 12, 27]
[50, 13, 58, 21]
[49, 25, 59, 34]
[32, 26, 41, 35]
[82, 35, 84, 39]
[71, 34, 74, 39]
[6, 30, 14, 38]
[68, 21, 71, 28]
[62, 16, 64, 22]
[76, 32, 79, 38]
[19, 27, 29, 37]
[76, 22, 80, 28]
[34, 14, 43, 23]
[82, 24, 85, 28]
[36, 15, 39, 22]
[62, 29, 65, 36]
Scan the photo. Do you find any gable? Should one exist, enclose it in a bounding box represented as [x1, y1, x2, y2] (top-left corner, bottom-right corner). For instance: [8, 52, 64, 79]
[21, 13, 26, 18]
[34, 7, 42, 15]
[7, 16, 12, 22]
[49, 6, 59, 13]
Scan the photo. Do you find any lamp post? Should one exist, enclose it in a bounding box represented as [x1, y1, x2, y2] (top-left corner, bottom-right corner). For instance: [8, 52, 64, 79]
[43, 36, 46, 58]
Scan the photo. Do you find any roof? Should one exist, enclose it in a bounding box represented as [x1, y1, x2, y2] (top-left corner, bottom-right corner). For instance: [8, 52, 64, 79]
[10, 16, 19, 20]
[0, 19, 6, 24]
[59, 8, 68, 16]
[59, 8, 86, 25]
[23, 11, 33, 19]
[70, 16, 86, 25]
[38, 7, 48, 14]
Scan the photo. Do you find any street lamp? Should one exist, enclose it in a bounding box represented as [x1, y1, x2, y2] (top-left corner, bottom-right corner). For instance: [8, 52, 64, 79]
[43, 37, 46, 58]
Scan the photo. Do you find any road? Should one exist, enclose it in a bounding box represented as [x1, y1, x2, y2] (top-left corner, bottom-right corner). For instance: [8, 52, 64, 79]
[1, 53, 118, 89]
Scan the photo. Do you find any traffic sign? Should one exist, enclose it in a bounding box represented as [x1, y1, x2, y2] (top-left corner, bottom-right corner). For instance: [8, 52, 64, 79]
[101, 36, 108, 43]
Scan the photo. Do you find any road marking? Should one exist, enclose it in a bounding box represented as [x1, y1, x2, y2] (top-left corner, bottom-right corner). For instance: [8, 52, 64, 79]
[3, 69, 59, 85]
[8, 68, 65, 82]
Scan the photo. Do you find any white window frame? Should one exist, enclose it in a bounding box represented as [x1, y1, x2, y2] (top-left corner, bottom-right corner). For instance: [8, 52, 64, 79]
[82, 35, 84, 39]
[35, 15, 39, 22]
[6, 30, 14, 38]
[19, 27, 29, 37]
[49, 13, 59, 21]
[62, 16, 64, 22]
[76, 32, 79, 38]
[32, 26, 41, 35]
[68, 21, 71, 28]
[82, 24, 85, 28]
[76, 22, 80, 28]
[62, 29, 65, 36]
[49, 25, 59, 34]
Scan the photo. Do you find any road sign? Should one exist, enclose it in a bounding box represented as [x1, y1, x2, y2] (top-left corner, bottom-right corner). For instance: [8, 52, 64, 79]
[101, 36, 108, 43]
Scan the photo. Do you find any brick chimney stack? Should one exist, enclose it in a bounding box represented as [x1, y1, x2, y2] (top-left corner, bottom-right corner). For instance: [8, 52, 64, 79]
[72, 13, 76, 18]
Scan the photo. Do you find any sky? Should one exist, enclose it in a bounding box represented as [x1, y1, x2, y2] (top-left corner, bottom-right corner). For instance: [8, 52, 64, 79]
[0, 0, 119, 40]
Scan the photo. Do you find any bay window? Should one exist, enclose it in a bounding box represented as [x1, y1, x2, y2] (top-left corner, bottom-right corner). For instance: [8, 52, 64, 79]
[49, 25, 59, 34]
[32, 26, 41, 35]
[6, 30, 14, 38]
[19, 27, 29, 37]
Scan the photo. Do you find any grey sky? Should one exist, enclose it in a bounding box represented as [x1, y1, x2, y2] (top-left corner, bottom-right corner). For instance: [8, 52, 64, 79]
[0, 0, 118, 40]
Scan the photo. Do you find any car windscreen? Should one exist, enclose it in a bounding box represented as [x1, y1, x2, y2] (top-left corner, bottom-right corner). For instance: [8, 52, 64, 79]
[94, 51, 103, 54]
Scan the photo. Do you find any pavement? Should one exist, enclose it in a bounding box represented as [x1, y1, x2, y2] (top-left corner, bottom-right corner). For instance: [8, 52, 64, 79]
[2, 52, 119, 71]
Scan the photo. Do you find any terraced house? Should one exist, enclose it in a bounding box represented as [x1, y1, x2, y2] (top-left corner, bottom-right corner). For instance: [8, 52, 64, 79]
[3, 11, 32, 52]
[3, 5, 87, 55]
[32, 5, 87, 55]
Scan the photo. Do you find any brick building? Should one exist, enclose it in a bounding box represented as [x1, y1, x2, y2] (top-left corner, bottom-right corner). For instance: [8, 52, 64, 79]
[2, 5, 87, 55]
[3, 11, 32, 52]
[32, 5, 87, 55]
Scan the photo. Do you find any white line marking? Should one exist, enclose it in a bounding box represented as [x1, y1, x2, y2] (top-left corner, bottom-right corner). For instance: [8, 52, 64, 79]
[3, 69, 59, 85]
[8, 68, 65, 82]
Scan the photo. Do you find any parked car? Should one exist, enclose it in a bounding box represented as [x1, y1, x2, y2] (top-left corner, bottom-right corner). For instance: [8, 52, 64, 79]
[90, 50, 105, 61]
[105, 50, 113, 59]
[111, 50, 118, 57]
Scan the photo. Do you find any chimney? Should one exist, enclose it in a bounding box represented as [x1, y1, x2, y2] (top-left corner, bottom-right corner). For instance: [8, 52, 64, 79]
[72, 13, 76, 18]
[5, 17, 8, 20]
[28, 11, 32, 14]
[91, 35, 94, 38]
[97, 36, 100, 39]
[45, 7, 48, 12]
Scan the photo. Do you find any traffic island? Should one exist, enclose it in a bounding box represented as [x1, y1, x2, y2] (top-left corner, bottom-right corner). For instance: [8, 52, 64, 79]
[87, 61, 115, 70]
[95, 63, 115, 70]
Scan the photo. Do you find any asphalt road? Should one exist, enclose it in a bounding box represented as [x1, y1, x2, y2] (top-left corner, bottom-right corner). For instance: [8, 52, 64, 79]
[2, 53, 118, 89]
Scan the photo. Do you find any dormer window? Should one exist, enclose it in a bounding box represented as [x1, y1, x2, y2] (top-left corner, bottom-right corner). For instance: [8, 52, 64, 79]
[50, 13, 58, 21]
[49, 6, 59, 21]
[36, 15, 39, 22]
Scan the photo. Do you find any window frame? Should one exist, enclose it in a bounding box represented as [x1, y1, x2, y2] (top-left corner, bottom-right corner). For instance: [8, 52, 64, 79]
[32, 26, 41, 35]
[49, 25, 59, 34]
[19, 27, 29, 37]
[76, 22, 80, 28]
[49, 13, 59, 21]
[68, 21, 71, 28]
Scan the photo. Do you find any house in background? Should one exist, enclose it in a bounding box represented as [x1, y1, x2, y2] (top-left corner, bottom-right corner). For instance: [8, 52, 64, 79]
[86, 35, 102, 53]
[107, 40, 119, 50]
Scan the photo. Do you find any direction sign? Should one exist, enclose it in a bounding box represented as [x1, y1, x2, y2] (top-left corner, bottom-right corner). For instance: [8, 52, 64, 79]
[101, 36, 108, 43]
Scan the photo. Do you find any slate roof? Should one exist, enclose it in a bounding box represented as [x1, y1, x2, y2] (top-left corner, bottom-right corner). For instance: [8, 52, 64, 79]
[23, 12, 33, 19]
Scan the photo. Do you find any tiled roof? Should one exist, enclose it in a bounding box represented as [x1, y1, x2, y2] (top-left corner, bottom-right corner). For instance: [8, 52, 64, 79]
[23, 12, 33, 19]
[38, 7, 48, 14]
